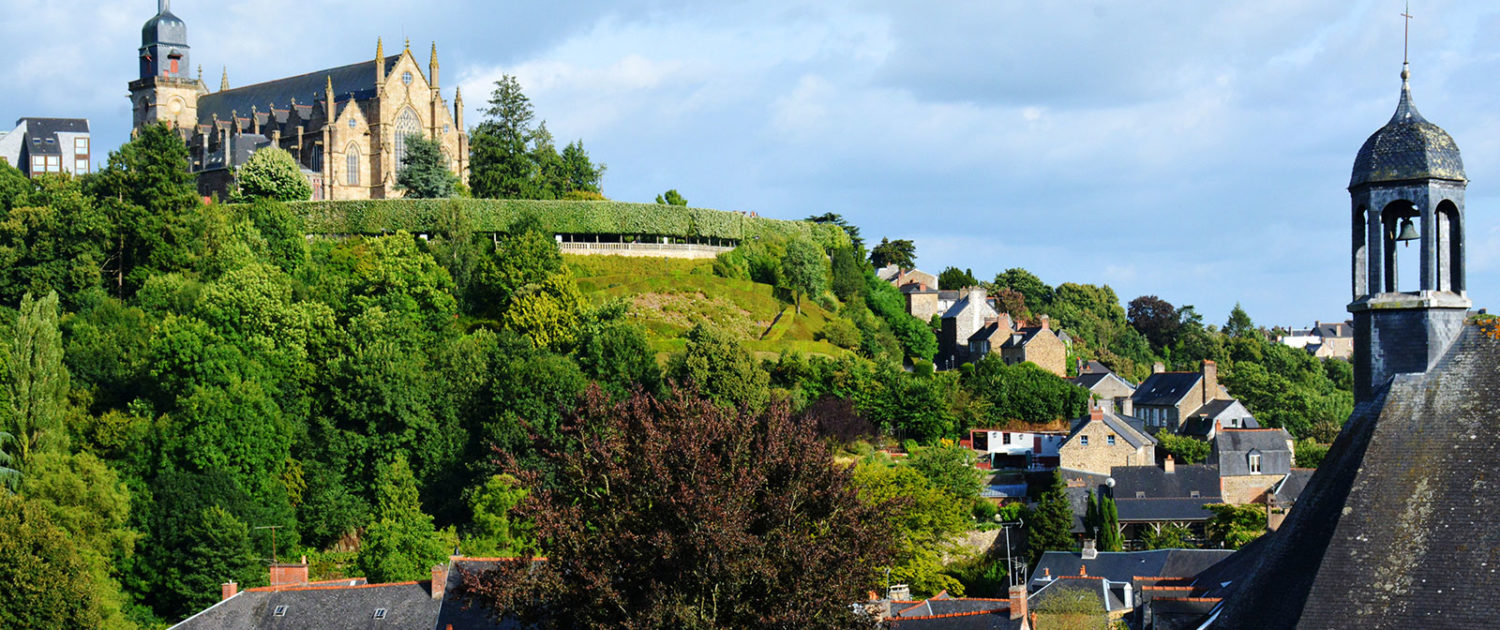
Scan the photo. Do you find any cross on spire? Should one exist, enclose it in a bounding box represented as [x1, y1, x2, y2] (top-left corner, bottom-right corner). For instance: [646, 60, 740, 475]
[1402, 2, 1414, 65]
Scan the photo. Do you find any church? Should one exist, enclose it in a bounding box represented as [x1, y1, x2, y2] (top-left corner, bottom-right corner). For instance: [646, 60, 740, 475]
[128, 1, 468, 200]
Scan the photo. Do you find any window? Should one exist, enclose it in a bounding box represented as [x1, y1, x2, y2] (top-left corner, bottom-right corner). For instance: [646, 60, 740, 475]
[1080, 435, 1089, 446]
[349, 117, 357, 129]
[393, 108, 420, 166]
[1190, 490, 1200, 498]
[1107, 435, 1116, 446]
[402, 71, 413, 85]
[273, 605, 288, 617]
[373, 608, 387, 620]
[169, 57, 179, 74]
[1135, 491, 1146, 498]
[1002, 433, 1011, 445]
[45, 156, 60, 173]
[74, 137, 88, 154]
[74, 159, 89, 174]
[32, 156, 44, 172]
[345, 144, 360, 186]
[443, 123, 450, 134]
[1248, 452, 1262, 474]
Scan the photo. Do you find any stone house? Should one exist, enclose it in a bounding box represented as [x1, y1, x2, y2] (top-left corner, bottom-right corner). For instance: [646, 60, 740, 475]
[903, 285, 960, 323]
[938, 287, 997, 369]
[1176, 399, 1258, 440]
[1130, 361, 1230, 433]
[875, 264, 938, 291]
[1072, 367, 1136, 416]
[1208, 427, 1295, 505]
[1058, 408, 1156, 475]
[964, 313, 1015, 358]
[1108, 457, 1222, 543]
[1278, 320, 1355, 360]
[998, 315, 1067, 376]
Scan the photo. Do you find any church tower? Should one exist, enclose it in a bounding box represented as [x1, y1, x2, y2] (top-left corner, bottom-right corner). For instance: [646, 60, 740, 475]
[129, 0, 205, 132]
[1347, 61, 1469, 403]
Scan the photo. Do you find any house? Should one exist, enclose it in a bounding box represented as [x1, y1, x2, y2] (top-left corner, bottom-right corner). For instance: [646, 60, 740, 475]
[939, 287, 998, 369]
[1208, 427, 1295, 505]
[1057, 407, 1156, 475]
[1071, 366, 1136, 416]
[1130, 361, 1232, 433]
[1108, 457, 1222, 543]
[970, 428, 1066, 469]
[0, 118, 91, 177]
[1278, 320, 1354, 360]
[903, 285, 961, 322]
[170, 556, 519, 629]
[876, 264, 938, 292]
[965, 313, 1014, 361]
[1030, 548, 1234, 627]
[880, 590, 1026, 629]
[1175, 399, 1258, 440]
[997, 316, 1067, 377]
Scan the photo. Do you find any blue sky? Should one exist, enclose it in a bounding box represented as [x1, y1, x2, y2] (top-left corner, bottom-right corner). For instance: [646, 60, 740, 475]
[4, 0, 1500, 326]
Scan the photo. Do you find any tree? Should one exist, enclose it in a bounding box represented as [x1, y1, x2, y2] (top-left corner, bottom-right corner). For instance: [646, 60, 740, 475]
[1224, 303, 1257, 339]
[1033, 586, 1109, 630]
[1140, 523, 1192, 550]
[993, 288, 1028, 318]
[1295, 438, 1330, 468]
[6, 291, 71, 465]
[908, 443, 982, 503]
[1205, 504, 1267, 549]
[828, 247, 864, 301]
[396, 134, 458, 198]
[0, 492, 105, 629]
[1128, 295, 1180, 349]
[667, 323, 769, 410]
[805, 212, 864, 254]
[500, 273, 587, 351]
[463, 386, 897, 628]
[869, 237, 916, 269]
[853, 462, 969, 597]
[464, 474, 532, 557]
[1027, 470, 1075, 565]
[559, 140, 605, 195]
[233, 147, 311, 202]
[654, 189, 687, 206]
[938, 267, 978, 290]
[993, 268, 1053, 313]
[1155, 431, 1211, 465]
[86, 122, 199, 294]
[781, 239, 827, 315]
[356, 454, 451, 583]
[1099, 494, 1122, 552]
[177, 505, 259, 617]
[469, 75, 538, 199]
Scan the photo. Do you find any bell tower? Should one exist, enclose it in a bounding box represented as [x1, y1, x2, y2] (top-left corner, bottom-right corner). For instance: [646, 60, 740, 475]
[1347, 60, 1470, 403]
[128, 0, 205, 133]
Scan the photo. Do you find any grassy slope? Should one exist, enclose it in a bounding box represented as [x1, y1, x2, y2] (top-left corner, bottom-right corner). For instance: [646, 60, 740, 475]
[566, 254, 851, 361]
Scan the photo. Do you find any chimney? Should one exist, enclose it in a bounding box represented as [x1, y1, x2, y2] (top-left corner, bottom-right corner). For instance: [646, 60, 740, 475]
[1081, 539, 1098, 560]
[1077, 358, 1086, 374]
[1089, 407, 1103, 421]
[1009, 584, 1029, 621]
[1214, 418, 1222, 438]
[1152, 361, 1165, 374]
[1164, 454, 1176, 474]
[1039, 314, 1050, 330]
[888, 584, 910, 601]
[1123, 582, 1134, 609]
[430, 563, 449, 600]
[1043, 568, 1050, 580]
[1202, 360, 1220, 401]
[269, 555, 309, 588]
[1121, 397, 1134, 416]
[221, 582, 238, 601]
[1079, 564, 1087, 577]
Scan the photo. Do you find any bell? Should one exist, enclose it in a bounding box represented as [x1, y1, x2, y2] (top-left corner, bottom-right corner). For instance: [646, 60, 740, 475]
[1394, 218, 1419, 247]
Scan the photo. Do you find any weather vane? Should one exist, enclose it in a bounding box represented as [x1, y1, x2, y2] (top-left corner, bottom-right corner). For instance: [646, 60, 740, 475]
[1402, 2, 1414, 65]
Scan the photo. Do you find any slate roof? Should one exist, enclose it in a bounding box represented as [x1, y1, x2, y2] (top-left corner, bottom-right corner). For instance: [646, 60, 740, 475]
[1314, 322, 1352, 338]
[1150, 597, 1223, 630]
[1213, 325, 1500, 628]
[1065, 411, 1156, 450]
[1031, 550, 1235, 588]
[968, 320, 1011, 344]
[1072, 371, 1135, 392]
[1350, 70, 1465, 187]
[1212, 428, 1293, 477]
[172, 580, 440, 630]
[941, 293, 994, 320]
[886, 610, 1020, 629]
[1132, 372, 1202, 407]
[893, 597, 1010, 618]
[1078, 360, 1111, 375]
[1268, 468, 1313, 507]
[19, 118, 88, 157]
[1110, 464, 1221, 522]
[196, 56, 403, 125]
[1059, 467, 1112, 534]
[142, 7, 187, 46]
[1028, 576, 1125, 613]
[999, 326, 1046, 349]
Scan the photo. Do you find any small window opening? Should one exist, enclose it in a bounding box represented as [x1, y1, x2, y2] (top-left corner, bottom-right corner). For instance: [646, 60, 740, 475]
[273, 605, 288, 617]
[373, 608, 387, 619]
[1135, 491, 1146, 498]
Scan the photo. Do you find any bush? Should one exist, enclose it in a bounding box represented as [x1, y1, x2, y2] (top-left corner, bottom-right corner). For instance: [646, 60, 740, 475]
[234, 147, 311, 202]
[972, 500, 998, 522]
[818, 318, 861, 349]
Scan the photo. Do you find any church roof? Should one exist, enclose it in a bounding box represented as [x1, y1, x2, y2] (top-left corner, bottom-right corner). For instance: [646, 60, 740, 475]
[142, 6, 187, 47]
[1349, 66, 1465, 188]
[1213, 324, 1500, 628]
[195, 56, 403, 126]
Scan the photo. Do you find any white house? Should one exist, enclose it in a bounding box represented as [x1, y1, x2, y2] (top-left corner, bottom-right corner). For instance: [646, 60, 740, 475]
[970, 429, 1067, 469]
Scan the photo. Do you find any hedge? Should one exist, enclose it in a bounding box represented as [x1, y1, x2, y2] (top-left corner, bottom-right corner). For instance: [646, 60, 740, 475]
[281, 199, 851, 250]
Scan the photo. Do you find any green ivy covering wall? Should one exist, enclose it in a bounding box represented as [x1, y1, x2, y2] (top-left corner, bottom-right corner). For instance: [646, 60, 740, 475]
[286, 199, 850, 249]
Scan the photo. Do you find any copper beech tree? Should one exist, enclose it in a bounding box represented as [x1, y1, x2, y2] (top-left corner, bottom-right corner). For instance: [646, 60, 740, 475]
[460, 386, 899, 629]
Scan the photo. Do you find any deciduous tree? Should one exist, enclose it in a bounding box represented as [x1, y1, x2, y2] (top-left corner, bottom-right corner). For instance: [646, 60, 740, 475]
[6, 291, 71, 465]
[781, 239, 827, 315]
[654, 189, 687, 206]
[869, 237, 915, 269]
[356, 454, 451, 583]
[233, 147, 311, 202]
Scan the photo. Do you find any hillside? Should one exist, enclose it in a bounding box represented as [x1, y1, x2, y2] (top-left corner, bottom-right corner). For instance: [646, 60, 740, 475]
[566, 254, 852, 361]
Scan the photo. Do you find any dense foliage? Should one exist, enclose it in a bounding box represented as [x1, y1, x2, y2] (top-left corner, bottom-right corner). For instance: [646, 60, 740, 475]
[468, 74, 605, 201]
[233, 147, 311, 202]
[396, 135, 458, 199]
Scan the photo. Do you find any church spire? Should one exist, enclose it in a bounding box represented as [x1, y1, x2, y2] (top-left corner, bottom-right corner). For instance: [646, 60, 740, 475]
[375, 38, 385, 86]
[220, 66, 229, 91]
[429, 41, 440, 89]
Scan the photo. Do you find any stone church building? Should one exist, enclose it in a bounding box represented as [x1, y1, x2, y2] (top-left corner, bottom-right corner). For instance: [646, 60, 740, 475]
[128, 1, 467, 200]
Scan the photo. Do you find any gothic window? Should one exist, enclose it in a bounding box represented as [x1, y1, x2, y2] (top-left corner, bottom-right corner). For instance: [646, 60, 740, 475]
[402, 71, 413, 85]
[345, 144, 360, 186]
[393, 108, 421, 166]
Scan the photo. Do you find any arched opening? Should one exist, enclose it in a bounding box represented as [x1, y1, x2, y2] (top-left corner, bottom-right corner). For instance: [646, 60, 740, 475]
[393, 108, 421, 167]
[1436, 200, 1462, 292]
[1353, 205, 1369, 298]
[345, 144, 361, 186]
[1380, 200, 1420, 293]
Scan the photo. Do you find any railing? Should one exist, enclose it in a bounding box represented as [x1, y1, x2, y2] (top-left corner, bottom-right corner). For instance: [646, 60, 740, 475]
[558, 242, 736, 255]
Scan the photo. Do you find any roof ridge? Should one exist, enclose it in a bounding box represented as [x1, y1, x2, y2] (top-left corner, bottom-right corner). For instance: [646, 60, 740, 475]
[209, 56, 400, 97]
[248, 579, 422, 593]
[893, 608, 1009, 621]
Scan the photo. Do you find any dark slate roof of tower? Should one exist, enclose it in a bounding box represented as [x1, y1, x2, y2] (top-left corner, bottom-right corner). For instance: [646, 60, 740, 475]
[142, 7, 187, 47]
[195, 56, 403, 126]
[1213, 324, 1500, 628]
[1349, 67, 1465, 188]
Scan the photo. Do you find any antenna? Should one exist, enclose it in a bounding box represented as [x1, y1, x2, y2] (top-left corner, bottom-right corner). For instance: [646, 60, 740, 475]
[1401, 2, 1414, 65]
[253, 525, 282, 564]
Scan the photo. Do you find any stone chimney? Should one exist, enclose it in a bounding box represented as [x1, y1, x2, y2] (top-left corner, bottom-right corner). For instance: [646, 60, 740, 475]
[221, 582, 238, 601]
[1152, 361, 1165, 374]
[1164, 454, 1176, 474]
[1121, 396, 1133, 417]
[430, 563, 449, 599]
[1081, 538, 1098, 560]
[1009, 584, 1029, 622]
[888, 584, 910, 601]
[1039, 314, 1050, 330]
[1202, 360, 1220, 401]
[269, 555, 309, 588]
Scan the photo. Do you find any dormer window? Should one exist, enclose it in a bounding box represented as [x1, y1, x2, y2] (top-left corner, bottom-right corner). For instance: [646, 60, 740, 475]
[1248, 451, 1262, 474]
[1135, 491, 1146, 498]
[1190, 490, 1200, 498]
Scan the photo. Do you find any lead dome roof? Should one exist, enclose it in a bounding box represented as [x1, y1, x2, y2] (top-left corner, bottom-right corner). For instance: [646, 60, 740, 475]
[1349, 67, 1465, 188]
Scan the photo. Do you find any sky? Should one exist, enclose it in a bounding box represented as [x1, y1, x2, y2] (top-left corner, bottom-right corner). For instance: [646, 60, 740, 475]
[4, 0, 1500, 327]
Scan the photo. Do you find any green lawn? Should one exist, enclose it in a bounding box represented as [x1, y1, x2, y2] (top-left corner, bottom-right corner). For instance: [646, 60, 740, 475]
[566, 254, 850, 360]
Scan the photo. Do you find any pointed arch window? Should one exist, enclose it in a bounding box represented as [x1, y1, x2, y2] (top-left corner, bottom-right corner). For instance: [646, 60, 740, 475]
[394, 108, 421, 166]
[345, 144, 360, 186]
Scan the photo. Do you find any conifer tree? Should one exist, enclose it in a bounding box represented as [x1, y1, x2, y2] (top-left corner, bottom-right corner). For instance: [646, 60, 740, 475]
[356, 454, 449, 583]
[1027, 470, 1075, 565]
[396, 135, 457, 199]
[6, 291, 70, 466]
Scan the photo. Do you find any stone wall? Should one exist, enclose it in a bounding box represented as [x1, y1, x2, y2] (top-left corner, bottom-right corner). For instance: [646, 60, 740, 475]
[1059, 419, 1153, 475]
[1220, 474, 1284, 506]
